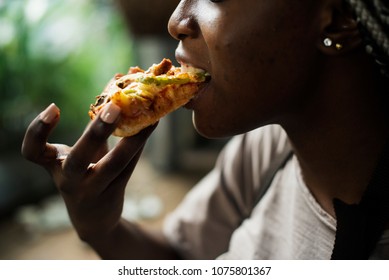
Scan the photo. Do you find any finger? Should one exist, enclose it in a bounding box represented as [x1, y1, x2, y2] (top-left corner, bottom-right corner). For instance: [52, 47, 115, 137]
[21, 103, 61, 165]
[90, 124, 157, 188]
[62, 102, 121, 179]
[101, 146, 145, 198]
[91, 142, 109, 163]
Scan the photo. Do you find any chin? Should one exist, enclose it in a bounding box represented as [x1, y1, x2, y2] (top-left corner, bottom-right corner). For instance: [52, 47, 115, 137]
[193, 124, 225, 139]
[192, 113, 248, 139]
[192, 109, 273, 139]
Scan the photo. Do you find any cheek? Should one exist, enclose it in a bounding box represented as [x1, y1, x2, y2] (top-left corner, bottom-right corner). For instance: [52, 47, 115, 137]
[211, 33, 280, 110]
[213, 20, 317, 104]
[193, 6, 320, 138]
[193, 43, 279, 138]
[212, 23, 280, 90]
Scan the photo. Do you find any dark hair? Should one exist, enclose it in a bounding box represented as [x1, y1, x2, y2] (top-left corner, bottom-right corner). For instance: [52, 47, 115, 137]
[345, 0, 389, 78]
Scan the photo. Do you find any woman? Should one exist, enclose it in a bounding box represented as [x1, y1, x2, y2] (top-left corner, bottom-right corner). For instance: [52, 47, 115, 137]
[22, 0, 389, 259]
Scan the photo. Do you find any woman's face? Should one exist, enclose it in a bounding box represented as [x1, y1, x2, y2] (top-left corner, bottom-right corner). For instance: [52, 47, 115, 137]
[168, 0, 327, 138]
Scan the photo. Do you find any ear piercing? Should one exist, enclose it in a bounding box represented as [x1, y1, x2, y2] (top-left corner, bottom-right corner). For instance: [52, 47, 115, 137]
[324, 38, 333, 47]
[323, 38, 343, 51]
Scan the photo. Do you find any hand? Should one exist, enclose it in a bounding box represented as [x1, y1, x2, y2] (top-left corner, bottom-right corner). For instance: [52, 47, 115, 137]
[21, 103, 157, 241]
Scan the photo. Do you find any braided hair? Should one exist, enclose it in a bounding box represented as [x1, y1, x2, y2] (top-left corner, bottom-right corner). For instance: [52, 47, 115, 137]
[345, 0, 389, 79]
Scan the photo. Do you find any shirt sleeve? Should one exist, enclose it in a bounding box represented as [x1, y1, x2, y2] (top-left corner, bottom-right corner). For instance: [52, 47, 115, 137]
[162, 125, 291, 259]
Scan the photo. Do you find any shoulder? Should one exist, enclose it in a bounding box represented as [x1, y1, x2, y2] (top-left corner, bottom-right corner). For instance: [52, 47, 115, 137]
[215, 125, 292, 200]
[245, 124, 290, 154]
[219, 125, 291, 171]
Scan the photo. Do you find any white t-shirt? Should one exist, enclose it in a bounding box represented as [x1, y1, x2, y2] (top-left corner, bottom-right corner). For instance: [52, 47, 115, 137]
[163, 125, 389, 259]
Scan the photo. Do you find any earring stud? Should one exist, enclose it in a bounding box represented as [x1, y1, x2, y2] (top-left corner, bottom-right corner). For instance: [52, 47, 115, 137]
[335, 43, 343, 51]
[324, 38, 333, 47]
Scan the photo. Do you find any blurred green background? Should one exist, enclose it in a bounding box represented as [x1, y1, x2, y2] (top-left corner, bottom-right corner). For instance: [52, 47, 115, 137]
[0, 0, 134, 218]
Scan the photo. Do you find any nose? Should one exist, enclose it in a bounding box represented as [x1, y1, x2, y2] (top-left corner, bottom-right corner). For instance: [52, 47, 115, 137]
[168, 1, 198, 41]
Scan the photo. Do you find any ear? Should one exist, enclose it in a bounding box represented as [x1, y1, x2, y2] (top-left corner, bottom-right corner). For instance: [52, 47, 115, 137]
[316, 1, 362, 55]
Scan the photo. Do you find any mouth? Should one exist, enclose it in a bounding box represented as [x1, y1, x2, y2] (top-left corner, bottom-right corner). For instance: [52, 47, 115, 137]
[175, 50, 210, 74]
[178, 61, 211, 81]
[175, 54, 212, 109]
[180, 63, 204, 73]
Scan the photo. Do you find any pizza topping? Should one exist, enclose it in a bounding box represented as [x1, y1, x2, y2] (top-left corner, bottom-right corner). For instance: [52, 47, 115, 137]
[93, 94, 109, 107]
[122, 88, 137, 95]
[138, 76, 191, 86]
[89, 58, 209, 137]
[116, 72, 143, 89]
[147, 58, 173, 76]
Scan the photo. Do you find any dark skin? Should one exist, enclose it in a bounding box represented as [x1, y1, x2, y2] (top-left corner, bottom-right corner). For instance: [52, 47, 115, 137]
[22, 0, 389, 259]
[22, 103, 178, 259]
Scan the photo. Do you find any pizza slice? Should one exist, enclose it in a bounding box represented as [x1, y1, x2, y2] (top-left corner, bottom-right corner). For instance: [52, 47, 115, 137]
[89, 58, 208, 137]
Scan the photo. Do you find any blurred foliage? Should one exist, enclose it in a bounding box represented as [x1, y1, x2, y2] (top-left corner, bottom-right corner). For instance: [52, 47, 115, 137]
[0, 0, 134, 149]
[0, 0, 134, 216]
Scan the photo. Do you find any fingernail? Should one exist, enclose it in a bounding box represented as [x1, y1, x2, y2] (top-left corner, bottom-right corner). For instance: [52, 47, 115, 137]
[40, 103, 60, 124]
[100, 102, 121, 124]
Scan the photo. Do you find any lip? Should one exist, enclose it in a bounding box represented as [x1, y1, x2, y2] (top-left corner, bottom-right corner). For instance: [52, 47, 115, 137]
[175, 51, 209, 74]
[175, 50, 212, 110]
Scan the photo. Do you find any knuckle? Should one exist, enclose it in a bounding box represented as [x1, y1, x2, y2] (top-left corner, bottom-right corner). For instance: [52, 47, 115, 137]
[57, 183, 73, 195]
[62, 157, 83, 178]
[87, 120, 113, 142]
[21, 140, 42, 163]
[21, 143, 34, 161]
[55, 175, 78, 195]
[21, 119, 48, 162]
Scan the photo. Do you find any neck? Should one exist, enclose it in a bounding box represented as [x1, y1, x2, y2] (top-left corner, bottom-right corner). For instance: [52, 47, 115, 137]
[280, 52, 389, 217]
